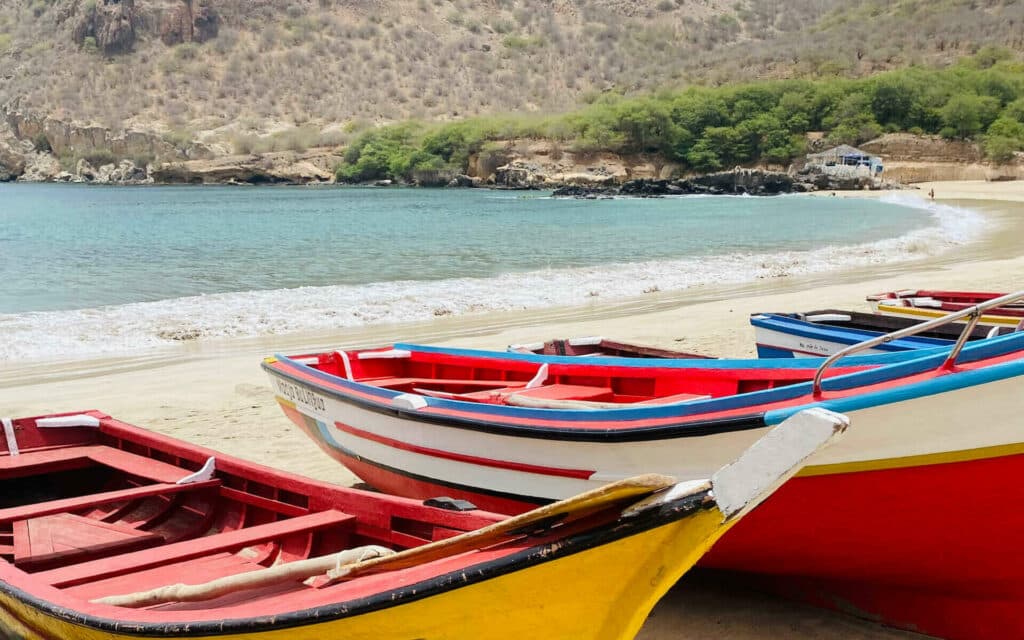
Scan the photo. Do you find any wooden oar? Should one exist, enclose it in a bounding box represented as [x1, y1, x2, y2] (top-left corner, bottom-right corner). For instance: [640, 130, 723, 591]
[309, 472, 677, 588]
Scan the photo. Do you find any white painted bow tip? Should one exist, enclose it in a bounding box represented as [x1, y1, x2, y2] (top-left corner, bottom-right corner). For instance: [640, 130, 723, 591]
[711, 408, 849, 520]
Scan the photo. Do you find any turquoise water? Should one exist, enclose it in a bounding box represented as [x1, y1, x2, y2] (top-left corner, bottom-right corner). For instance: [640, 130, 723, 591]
[0, 184, 982, 359]
[2, 184, 932, 313]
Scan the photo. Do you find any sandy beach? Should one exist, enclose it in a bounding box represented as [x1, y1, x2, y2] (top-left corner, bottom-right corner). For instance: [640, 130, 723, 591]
[3, 180, 1023, 638]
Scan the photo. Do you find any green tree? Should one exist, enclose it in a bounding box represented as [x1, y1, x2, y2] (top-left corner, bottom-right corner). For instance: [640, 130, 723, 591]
[870, 78, 913, 129]
[940, 94, 1000, 138]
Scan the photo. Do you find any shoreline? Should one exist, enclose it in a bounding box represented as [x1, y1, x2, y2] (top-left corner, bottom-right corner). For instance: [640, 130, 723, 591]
[2, 180, 1022, 638]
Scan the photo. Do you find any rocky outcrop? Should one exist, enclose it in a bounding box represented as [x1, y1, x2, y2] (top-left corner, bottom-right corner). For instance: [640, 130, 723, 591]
[447, 174, 477, 188]
[470, 139, 676, 186]
[160, 0, 219, 46]
[18, 153, 63, 182]
[151, 149, 341, 184]
[3, 100, 211, 162]
[686, 169, 797, 195]
[73, 0, 138, 54]
[75, 159, 150, 184]
[493, 161, 544, 189]
[0, 142, 25, 182]
[860, 133, 984, 163]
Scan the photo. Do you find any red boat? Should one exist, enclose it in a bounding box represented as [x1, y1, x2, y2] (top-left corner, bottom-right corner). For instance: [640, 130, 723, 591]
[869, 289, 1024, 326]
[0, 409, 837, 640]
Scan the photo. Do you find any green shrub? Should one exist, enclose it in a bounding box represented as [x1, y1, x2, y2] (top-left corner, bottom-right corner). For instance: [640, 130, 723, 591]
[83, 149, 117, 167]
[32, 132, 51, 153]
[984, 136, 1022, 163]
[175, 43, 201, 61]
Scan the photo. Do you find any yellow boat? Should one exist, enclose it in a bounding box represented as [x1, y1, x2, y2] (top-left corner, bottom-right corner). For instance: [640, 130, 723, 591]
[875, 301, 1022, 327]
[0, 408, 845, 639]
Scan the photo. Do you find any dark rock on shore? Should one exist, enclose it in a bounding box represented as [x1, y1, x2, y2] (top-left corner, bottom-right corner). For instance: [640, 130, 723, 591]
[550, 184, 615, 197]
[553, 169, 804, 198]
[620, 179, 687, 196]
[151, 150, 339, 185]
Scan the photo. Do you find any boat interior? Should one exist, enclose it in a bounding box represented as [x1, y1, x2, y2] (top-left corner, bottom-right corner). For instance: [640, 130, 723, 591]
[782, 309, 1013, 340]
[511, 337, 711, 359]
[870, 290, 1024, 307]
[1, 412, 543, 616]
[300, 347, 876, 408]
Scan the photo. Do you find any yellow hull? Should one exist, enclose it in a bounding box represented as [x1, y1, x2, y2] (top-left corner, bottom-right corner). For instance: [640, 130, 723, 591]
[876, 303, 1021, 327]
[0, 507, 731, 640]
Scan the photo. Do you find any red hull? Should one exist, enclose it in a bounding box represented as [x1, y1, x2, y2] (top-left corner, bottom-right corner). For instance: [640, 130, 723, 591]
[294, 391, 1024, 640]
[703, 452, 1024, 640]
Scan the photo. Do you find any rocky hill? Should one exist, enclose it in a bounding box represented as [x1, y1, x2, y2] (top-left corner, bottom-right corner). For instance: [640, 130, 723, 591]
[3, 0, 1024, 135]
[1, 0, 1022, 182]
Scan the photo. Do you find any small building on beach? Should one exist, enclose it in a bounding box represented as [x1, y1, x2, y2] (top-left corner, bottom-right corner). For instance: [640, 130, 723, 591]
[805, 145, 884, 176]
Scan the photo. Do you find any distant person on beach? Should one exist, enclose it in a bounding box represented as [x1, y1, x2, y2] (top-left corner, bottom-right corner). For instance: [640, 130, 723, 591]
[929, 189, 935, 200]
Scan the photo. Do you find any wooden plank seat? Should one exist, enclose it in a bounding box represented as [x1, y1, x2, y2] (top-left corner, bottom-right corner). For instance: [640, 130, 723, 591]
[636, 392, 713, 405]
[0, 445, 198, 484]
[0, 479, 221, 525]
[367, 378, 529, 392]
[510, 384, 614, 402]
[438, 383, 616, 404]
[38, 509, 357, 589]
[64, 551, 271, 604]
[13, 513, 165, 572]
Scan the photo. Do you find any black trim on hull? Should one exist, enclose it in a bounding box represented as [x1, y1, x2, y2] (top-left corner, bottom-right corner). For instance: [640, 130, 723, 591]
[0, 492, 714, 637]
[264, 363, 770, 443]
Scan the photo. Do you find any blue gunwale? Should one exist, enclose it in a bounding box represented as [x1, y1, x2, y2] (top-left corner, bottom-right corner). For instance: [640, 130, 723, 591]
[750, 313, 955, 351]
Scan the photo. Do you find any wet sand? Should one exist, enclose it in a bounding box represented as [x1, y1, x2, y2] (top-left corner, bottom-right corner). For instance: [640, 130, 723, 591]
[2, 181, 1022, 638]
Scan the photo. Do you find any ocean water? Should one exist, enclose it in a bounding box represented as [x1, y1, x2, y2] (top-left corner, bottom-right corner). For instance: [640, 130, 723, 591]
[0, 184, 985, 360]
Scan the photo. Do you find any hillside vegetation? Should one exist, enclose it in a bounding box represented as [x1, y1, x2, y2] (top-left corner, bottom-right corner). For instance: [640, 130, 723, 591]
[336, 56, 1024, 183]
[1, 0, 1023, 142]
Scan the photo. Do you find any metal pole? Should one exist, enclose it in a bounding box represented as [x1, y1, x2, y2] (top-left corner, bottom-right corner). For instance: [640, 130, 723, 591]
[812, 289, 1024, 397]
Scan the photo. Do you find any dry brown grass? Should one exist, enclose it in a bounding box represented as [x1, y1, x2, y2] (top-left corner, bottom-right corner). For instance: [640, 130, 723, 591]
[1, 0, 1022, 144]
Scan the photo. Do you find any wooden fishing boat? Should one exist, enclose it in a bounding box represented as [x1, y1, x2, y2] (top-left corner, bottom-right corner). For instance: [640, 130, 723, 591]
[508, 336, 712, 359]
[751, 308, 1009, 358]
[869, 289, 1024, 327]
[0, 408, 842, 640]
[264, 291, 1024, 640]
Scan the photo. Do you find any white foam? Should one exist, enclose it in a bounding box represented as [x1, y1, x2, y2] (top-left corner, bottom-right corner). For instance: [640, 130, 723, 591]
[0, 195, 990, 361]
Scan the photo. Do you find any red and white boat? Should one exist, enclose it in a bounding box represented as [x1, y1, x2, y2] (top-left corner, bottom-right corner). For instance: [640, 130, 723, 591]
[264, 291, 1024, 640]
[869, 289, 1024, 327]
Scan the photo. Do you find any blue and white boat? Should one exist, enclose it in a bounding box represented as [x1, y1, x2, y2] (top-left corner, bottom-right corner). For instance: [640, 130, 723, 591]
[751, 309, 1008, 358]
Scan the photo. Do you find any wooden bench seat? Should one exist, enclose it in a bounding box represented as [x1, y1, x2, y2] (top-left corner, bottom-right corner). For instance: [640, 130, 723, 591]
[13, 513, 165, 572]
[512, 384, 614, 402]
[0, 479, 221, 525]
[367, 378, 530, 390]
[39, 509, 356, 589]
[637, 392, 712, 405]
[0, 445, 197, 484]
